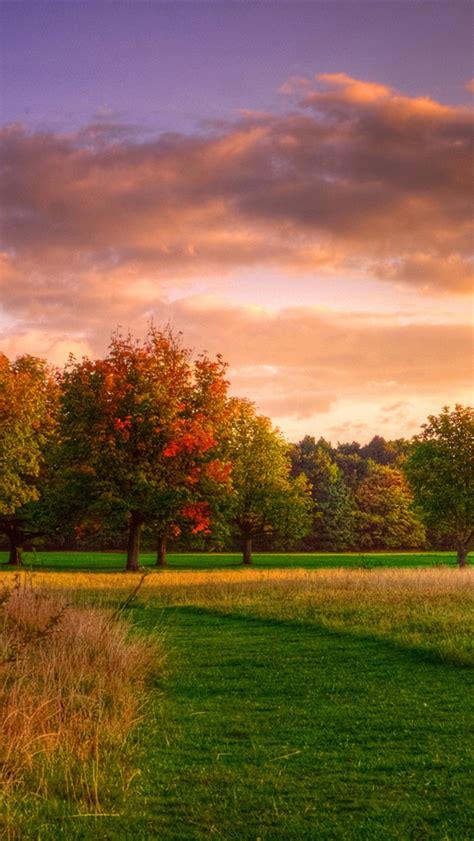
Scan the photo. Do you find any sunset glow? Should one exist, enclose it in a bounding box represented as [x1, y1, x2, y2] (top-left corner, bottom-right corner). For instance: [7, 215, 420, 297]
[1, 1, 472, 443]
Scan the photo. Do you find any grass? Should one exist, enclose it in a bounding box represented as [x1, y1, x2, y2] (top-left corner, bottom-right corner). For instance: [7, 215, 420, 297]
[0, 574, 162, 839]
[0, 560, 472, 839]
[0, 548, 461, 573]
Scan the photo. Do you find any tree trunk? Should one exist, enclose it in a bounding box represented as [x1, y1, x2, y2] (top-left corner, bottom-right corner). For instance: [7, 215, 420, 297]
[156, 533, 167, 566]
[242, 536, 253, 565]
[6, 523, 23, 566]
[456, 542, 469, 568]
[126, 512, 144, 571]
[8, 541, 23, 566]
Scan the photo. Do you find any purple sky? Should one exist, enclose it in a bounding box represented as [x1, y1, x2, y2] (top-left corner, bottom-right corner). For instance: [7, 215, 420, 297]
[2, 1, 472, 129]
[0, 1, 472, 444]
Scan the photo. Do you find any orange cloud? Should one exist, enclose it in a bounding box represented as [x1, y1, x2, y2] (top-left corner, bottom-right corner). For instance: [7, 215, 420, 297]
[0, 72, 472, 338]
[1, 293, 471, 442]
[316, 72, 391, 103]
[155, 298, 473, 427]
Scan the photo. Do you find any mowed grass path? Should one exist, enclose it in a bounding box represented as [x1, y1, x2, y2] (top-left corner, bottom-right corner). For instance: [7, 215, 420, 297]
[127, 602, 472, 841]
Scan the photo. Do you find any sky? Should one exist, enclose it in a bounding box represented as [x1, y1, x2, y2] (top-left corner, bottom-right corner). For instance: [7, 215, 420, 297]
[0, 0, 472, 444]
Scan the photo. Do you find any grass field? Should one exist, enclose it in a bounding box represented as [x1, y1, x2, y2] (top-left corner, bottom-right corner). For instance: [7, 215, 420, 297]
[0, 555, 472, 839]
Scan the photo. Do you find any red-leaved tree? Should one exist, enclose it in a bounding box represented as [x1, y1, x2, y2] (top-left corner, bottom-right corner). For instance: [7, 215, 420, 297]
[60, 327, 230, 570]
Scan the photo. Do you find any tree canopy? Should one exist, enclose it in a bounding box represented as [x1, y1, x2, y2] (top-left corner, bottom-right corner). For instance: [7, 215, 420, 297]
[60, 328, 230, 570]
[0, 354, 59, 564]
[0, 335, 468, 567]
[224, 400, 313, 563]
[404, 405, 473, 566]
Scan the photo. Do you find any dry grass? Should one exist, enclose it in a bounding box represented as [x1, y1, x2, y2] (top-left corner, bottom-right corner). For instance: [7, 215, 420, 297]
[17, 565, 468, 667]
[0, 574, 162, 832]
[1, 566, 470, 667]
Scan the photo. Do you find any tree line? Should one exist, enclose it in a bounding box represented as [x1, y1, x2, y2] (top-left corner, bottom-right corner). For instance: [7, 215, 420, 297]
[0, 328, 472, 568]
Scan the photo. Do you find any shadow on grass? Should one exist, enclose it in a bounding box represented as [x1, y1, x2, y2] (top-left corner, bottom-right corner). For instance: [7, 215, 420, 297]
[156, 603, 474, 671]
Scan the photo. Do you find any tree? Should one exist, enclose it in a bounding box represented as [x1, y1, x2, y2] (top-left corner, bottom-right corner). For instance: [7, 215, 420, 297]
[0, 354, 60, 565]
[224, 400, 313, 564]
[148, 350, 231, 566]
[354, 461, 426, 550]
[60, 327, 229, 570]
[404, 405, 474, 566]
[334, 448, 369, 492]
[359, 435, 407, 466]
[291, 436, 355, 551]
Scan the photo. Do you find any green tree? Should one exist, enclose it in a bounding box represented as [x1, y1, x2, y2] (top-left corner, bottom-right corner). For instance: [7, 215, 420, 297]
[291, 436, 355, 551]
[0, 354, 59, 565]
[360, 435, 408, 466]
[225, 400, 313, 564]
[334, 448, 369, 492]
[404, 405, 473, 566]
[60, 328, 229, 570]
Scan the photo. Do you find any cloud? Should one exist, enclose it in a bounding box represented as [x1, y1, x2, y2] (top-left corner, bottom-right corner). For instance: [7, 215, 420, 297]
[0, 73, 472, 338]
[0, 327, 92, 366]
[0, 72, 472, 443]
[374, 254, 473, 294]
[157, 297, 473, 423]
[315, 72, 392, 104]
[1, 293, 470, 442]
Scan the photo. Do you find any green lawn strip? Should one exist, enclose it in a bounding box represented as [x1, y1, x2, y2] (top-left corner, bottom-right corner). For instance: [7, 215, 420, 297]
[73, 605, 471, 841]
[144, 607, 473, 840]
[189, 591, 474, 669]
[0, 550, 458, 572]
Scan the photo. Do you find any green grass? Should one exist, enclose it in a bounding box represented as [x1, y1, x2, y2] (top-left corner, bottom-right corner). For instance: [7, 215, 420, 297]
[5, 564, 471, 840]
[128, 606, 473, 841]
[0, 549, 460, 572]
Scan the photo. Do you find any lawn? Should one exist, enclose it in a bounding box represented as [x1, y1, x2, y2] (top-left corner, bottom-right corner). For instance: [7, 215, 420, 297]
[1, 560, 472, 840]
[0, 548, 460, 572]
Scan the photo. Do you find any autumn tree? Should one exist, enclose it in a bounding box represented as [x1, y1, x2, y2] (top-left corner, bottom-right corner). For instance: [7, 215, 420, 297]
[0, 354, 60, 564]
[404, 405, 473, 566]
[354, 461, 426, 550]
[60, 328, 229, 570]
[150, 353, 231, 566]
[224, 400, 312, 564]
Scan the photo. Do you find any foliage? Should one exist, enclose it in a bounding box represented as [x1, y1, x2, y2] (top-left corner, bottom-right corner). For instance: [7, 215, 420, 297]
[354, 461, 426, 550]
[404, 404, 474, 565]
[292, 436, 356, 551]
[0, 355, 60, 564]
[60, 328, 230, 569]
[223, 400, 313, 562]
[359, 435, 408, 465]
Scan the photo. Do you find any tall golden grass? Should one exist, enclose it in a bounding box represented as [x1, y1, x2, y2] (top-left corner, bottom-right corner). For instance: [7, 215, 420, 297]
[134, 566, 472, 666]
[0, 574, 162, 831]
[2, 566, 470, 666]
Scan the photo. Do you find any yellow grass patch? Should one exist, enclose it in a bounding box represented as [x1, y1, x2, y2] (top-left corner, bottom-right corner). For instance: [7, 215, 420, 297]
[0, 575, 162, 827]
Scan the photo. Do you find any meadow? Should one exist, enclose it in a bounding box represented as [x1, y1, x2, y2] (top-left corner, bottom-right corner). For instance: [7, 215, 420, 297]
[0, 552, 472, 840]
